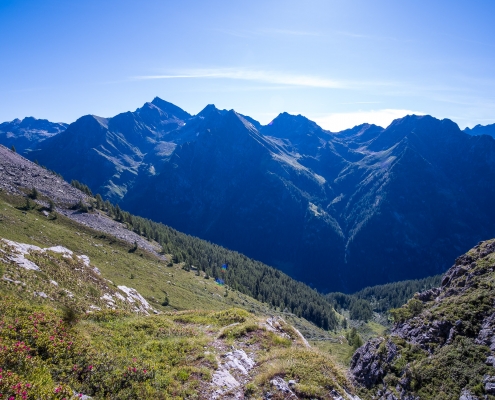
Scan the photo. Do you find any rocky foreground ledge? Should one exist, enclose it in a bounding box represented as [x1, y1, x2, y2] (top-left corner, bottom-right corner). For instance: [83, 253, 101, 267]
[350, 240, 495, 400]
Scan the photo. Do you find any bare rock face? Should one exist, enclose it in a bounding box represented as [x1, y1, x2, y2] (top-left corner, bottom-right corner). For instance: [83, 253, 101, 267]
[392, 319, 454, 351]
[415, 287, 441, 302]
[459, 389, 481, 400]
[349, 338, 398, 388]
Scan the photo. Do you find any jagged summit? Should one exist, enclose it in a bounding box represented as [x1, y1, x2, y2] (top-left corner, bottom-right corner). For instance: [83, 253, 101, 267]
[262, 112, 327, 138]
[150, 96, 191, 119]
[196, 103, 228, 118]
[367, 114, 464, 152]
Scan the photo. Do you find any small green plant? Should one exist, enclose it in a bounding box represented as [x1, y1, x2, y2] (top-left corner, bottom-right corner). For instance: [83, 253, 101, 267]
[162, 295, 169, 306]
[244, 382, 257, 397]
[61, 306, 79, 325]
[346, 327, 363, 351]
[10, 144, 16, 152]
[390, 298, 424, 323]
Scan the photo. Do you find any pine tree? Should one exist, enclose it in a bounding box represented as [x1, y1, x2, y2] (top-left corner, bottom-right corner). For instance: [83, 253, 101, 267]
[48, 198, 55, 212]
[95, 194, 104, 210]
[10, 145, 16, 153]
[29, 187, 38, 200]
[24, 197, 34, 210]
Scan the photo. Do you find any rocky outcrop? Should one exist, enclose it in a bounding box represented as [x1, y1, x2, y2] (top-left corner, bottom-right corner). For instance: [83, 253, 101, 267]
[350, 338, 398, 388]
[349, 239, 495, 399]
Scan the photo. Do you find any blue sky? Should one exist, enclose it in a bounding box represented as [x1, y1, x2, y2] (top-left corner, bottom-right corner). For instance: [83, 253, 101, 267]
[1, 0, 494, 130]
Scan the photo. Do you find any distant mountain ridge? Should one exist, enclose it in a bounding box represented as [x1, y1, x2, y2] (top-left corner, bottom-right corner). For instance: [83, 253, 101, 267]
[464, 123, 495, 138]
[2, 99, 495, 293]
[0, 117, 67, 153]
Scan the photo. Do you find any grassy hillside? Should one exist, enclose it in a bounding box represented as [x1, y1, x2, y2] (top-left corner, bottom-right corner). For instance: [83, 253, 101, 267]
[0, 190, 359, 399]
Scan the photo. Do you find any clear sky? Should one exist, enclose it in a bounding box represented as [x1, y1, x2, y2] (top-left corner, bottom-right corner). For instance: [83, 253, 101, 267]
[1, 0, 494, 131]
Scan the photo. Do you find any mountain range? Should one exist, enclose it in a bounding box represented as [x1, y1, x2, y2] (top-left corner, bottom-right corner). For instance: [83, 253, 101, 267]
[2, 99, 495, 292]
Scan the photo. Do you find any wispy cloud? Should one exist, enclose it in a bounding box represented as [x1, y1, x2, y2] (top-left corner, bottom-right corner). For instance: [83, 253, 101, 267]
[340, 101, 382, 105]
[211, 28, 252, 38]
[313, 109, 424, 131]
[336, 31, 369, 39]
[257, 28, 320, 36]
[132, 68, 346, 89]
[336, 31, 410, 43]
[211, 28, 320, 38]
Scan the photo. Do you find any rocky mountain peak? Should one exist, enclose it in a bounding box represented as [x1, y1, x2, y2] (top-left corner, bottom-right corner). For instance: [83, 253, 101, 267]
[263, 112, 325, 139]
[196, 103, 225, 118]
[74, 114, 109, 132]
[368, 114, 464, 152]
[151, 97, 191, 119]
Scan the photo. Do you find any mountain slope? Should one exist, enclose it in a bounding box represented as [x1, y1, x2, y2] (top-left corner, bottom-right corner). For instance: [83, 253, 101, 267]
[121, 106, 345, 287]
[123, 111, 495, 292]
[12, 100, 495, 292]
[0, 144, 339, 332]
[336, 116, 495, 289]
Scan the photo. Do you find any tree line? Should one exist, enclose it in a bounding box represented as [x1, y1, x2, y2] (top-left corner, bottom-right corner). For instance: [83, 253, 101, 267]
[326, 275, 442, 322]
